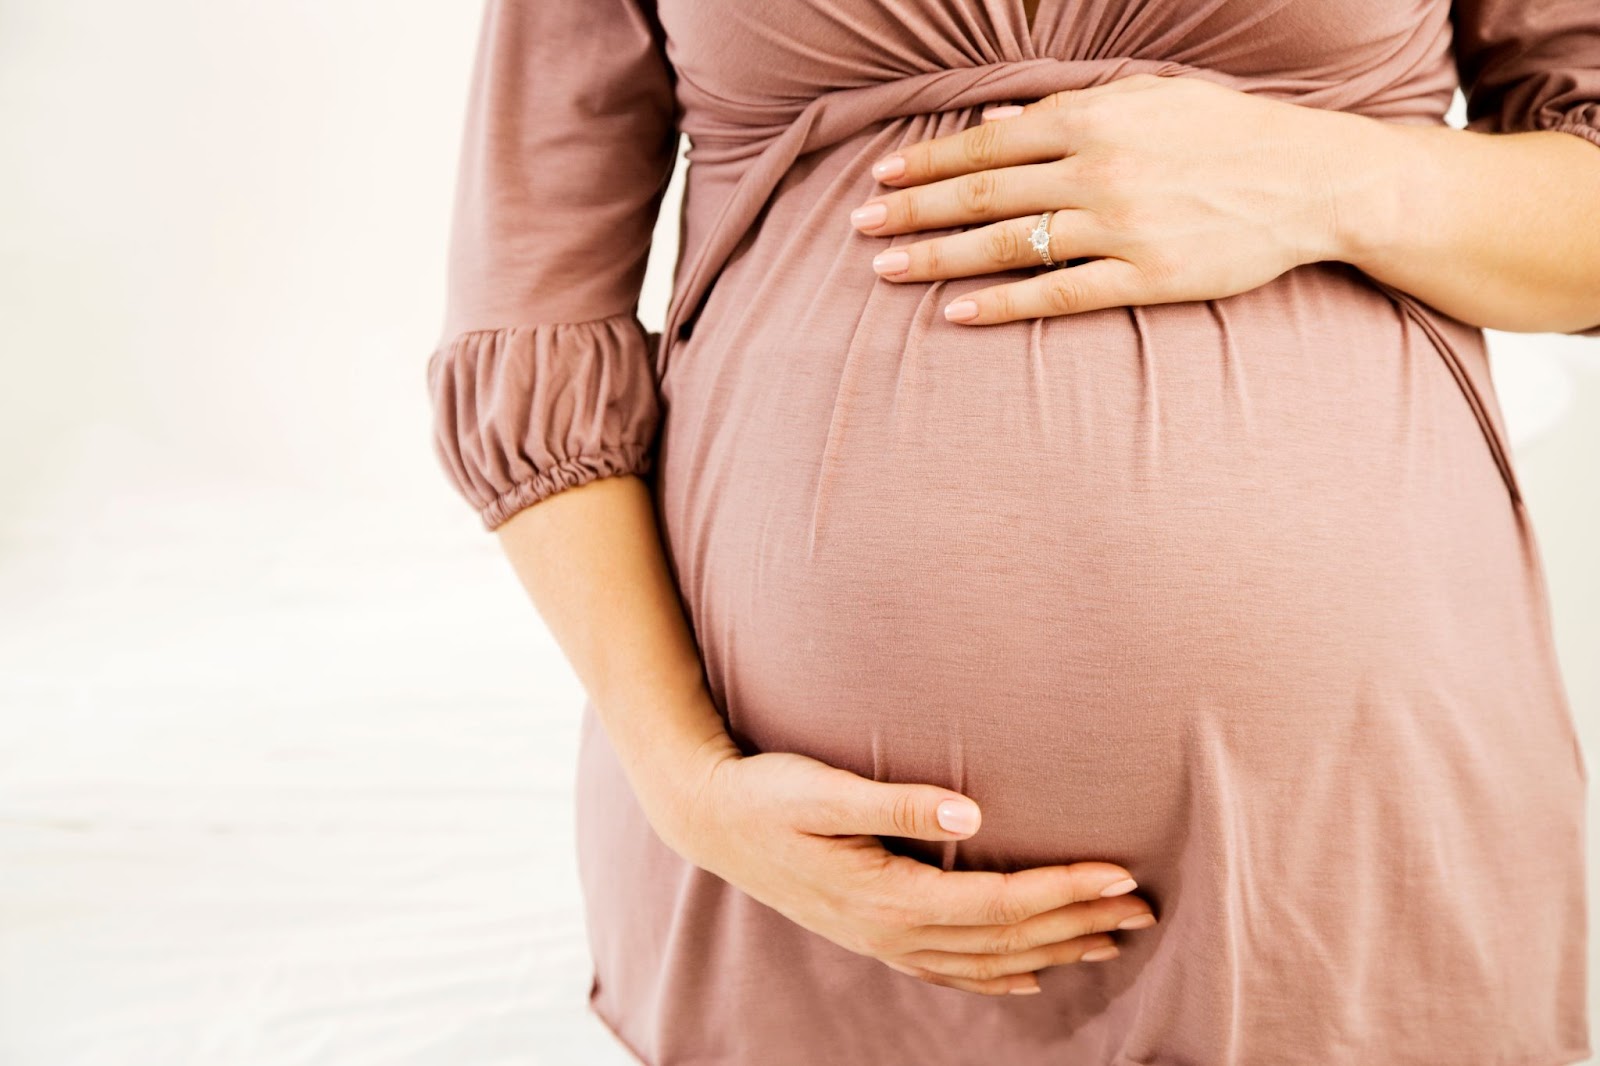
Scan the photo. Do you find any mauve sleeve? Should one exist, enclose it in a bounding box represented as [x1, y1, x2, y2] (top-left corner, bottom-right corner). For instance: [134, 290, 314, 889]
[1449, 0, 1600, 336]
[425, 0, 680, 530]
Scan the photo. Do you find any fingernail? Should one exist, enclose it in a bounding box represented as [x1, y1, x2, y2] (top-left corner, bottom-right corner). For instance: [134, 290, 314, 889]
[936, 798, 979, 833]
[943, 299, 978, 322]
[851, 202, 888, 229]
[1009, 983, 1043, 995]
[872, 250, 910, 275]
[982, 105, 1025, 120]
[872, 154, 905, 180]
[1099, 878, 1138, 898]
[1116, 913, 1157, 930]
[1081, 946, 1120, 962]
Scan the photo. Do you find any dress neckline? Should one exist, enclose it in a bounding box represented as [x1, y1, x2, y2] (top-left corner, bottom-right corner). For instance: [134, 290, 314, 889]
[1021, 0, 1042, 35]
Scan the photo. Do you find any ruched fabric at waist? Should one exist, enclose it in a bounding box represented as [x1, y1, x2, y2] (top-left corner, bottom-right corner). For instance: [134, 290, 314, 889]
[659, 55, 1449, 354]
[654, 56, 1520, 507]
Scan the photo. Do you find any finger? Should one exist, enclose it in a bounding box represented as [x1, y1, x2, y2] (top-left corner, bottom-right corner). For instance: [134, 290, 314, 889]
[869, 77, 1149, 188]
[872, 209, 1100, 282]
[894, 860, 1141, 929]
[796, 765, 984, 840]
[942, 256, 1153, 325]
[903, 895, 1157, 955]
[870, 107, 1070, 187]
[899, 931, 1122, 981]
[852, 160, 1071, 236]
[884, 959, 1045, 997]
[980, 104, 1026, 122]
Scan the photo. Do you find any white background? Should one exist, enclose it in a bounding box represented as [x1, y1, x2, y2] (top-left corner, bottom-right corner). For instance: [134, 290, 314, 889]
[2, 2, 1597, 1063]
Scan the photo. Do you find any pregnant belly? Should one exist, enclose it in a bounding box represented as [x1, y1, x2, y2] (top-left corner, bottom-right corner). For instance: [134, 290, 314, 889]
[650, 126, 1573, 878]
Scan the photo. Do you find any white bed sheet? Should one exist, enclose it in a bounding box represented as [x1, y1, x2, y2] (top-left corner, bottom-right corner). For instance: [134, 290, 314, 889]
[0, 485, 635, 1066]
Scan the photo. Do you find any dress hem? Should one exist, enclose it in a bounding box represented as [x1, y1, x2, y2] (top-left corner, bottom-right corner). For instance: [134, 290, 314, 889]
[588, 968, 653, 1066]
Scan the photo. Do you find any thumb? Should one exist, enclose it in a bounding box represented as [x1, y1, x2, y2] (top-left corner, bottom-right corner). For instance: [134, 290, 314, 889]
[800, 766, 982, 841]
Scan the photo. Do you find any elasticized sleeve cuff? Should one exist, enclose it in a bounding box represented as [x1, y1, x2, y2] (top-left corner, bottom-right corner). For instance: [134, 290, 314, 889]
[1545, 114, 1600, 151]
[1484, 94, 1600, 150]
[425, 311, 662, 531]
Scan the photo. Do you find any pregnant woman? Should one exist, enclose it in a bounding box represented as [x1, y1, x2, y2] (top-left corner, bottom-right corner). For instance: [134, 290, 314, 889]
[425, 0, 1600, 1062]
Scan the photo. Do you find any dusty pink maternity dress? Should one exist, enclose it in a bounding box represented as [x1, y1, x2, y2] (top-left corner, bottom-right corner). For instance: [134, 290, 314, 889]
[425, 0, 1600, 1061]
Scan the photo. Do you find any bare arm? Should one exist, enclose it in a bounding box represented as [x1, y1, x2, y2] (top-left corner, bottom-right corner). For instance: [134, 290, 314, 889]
[494, 472, 739, 844]
[1331, 118, 1600, 335]
[426, 0, 726, 840]
[1332, 0, 1600, 337]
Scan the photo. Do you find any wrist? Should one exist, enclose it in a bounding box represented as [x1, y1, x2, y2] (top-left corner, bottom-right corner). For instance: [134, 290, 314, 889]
[622, 709, 743, 857]
[1315, 110, 1420, 271]
[649, 732, 743, 867]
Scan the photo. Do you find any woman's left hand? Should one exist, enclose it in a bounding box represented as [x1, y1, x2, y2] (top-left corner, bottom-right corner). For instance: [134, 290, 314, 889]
[850, 72, 1361, 325]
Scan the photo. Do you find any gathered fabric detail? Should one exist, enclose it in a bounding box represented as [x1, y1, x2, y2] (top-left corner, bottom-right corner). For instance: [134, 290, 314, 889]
[425, 311, 662, 531]
[1546, 111, 1600, 151]
[1466, 84, 1600, 151]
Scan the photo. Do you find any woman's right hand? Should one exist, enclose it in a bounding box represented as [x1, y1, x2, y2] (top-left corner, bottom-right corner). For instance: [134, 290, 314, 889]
[655, 745, 1159, 997]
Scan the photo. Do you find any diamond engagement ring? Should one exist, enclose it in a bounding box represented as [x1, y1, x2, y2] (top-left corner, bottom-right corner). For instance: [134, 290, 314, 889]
[1029, 210, 1059, 269]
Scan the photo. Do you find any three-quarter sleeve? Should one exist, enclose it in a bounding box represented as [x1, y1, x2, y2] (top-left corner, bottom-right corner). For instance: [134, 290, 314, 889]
[1450, 0, 1600, 337]
[425, 0, 680, 530]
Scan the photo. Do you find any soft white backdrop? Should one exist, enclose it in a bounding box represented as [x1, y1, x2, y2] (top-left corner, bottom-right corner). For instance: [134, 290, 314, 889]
[1, 3, 1597, 1064]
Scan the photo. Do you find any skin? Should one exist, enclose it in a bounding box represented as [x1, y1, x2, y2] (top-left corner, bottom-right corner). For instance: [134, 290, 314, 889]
[497, 474, 1155, 997]
[851, 72, 1600, 334]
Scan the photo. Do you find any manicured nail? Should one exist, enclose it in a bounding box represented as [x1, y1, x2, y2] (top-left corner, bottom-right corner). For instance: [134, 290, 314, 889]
[936, 798, 979, 833]
[943, 299, 978, 322]
[1116, 913, 1157, 930]
[872, 250, 910, 275]
[851, 202, 888, 229]
[1099, 878, 1138, 898]
[1081, 946, 1120, 962]
[982, 105, 1025, 120]
[872, 154, 905, 180]
[1009, 983, 1043, 995]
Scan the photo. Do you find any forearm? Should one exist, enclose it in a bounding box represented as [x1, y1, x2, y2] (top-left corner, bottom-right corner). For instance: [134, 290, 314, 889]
[494, 473, 740, 827]
[1324, 111, 1600, 334]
